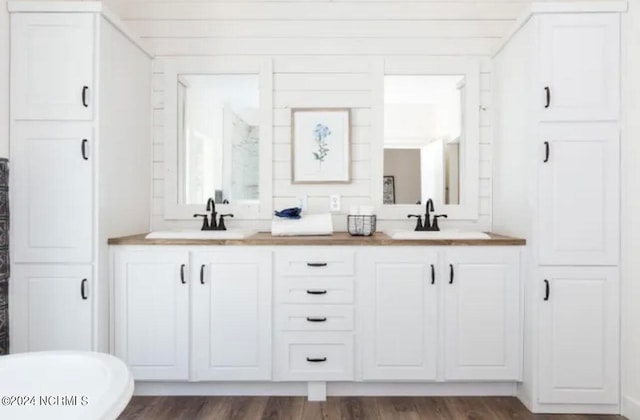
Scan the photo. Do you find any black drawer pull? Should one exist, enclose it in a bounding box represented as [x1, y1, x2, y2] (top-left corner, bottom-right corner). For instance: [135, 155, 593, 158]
[180, 264, 186, 284]
[307, 262, 328, 267]
[200, 264, 205, 285]
[82, 86, 89, 108]
[544, 279, 550, 301]
[306, 290, 327, 295]
[544, 86, 551, 108]
[449, 264, 454, 284]
[80, 278, 88, 300]
[306, 357, 327, 363]
[430, 264, 435, 285]
[81, 139, 88, 160]
[306, 317, 327, 322]
[544, 141, 550, 163]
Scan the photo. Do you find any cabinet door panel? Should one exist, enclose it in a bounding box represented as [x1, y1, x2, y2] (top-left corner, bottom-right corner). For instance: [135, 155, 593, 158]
[113, 249, 190, 380]
[444, 249, 520, 380]
[11, 265, 92, 352]
[11, 13, 94, 120]
[12, 123, 93, 263]
[538, 124, 619, 265]
[538, 267, 619, 404]
[192, 251, 272, 381]
[539, 14, 619, 121]
[360, 249, 438, 381]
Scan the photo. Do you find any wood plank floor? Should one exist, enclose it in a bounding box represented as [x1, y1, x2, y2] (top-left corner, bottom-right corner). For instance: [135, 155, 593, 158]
[118, 396, 626, 420]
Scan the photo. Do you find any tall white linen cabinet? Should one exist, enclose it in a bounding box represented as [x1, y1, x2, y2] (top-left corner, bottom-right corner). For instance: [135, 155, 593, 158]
[8, 2, 152, 353]
[492, 2, 625, 415]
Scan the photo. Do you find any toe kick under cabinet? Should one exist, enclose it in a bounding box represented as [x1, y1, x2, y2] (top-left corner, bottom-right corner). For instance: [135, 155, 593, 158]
[111, 244, 523, 389]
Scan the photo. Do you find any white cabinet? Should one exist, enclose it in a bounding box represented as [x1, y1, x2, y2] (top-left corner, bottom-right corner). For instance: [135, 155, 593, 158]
[443, 249, 521, 380]
[9, 5, 152, 355]
[113, 249, 190, 381]
[12, 123, 93, 263]
[539, 14, 620, 121]
[192, 251, 272, 381]
[113, 248, 272, 382]
[538, 267, 619, 405]
[11, 265, 92, 352]
[11, 13, 94, 121]
[360, 249, 438, 381]
[537, 123, 619, 266]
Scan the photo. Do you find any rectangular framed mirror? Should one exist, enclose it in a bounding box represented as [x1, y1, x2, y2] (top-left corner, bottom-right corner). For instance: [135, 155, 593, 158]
[163, 58, 273, 219]
[372, 59, 480, 220]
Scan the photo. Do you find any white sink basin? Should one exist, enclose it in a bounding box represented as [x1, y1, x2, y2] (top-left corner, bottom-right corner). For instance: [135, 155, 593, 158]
[145, 229, 257, 240]
[387, 230, 491, 240]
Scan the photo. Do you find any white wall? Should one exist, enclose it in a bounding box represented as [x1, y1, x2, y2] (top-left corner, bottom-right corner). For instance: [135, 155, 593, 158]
[104, 0, 528, 231]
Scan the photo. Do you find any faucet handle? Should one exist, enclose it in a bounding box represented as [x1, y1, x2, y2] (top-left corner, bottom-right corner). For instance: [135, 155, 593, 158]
[408, 214, 424, 231]
[193, 213, 210, 231]
[218, 214, 234, 231]
[432, 214, 448, 231]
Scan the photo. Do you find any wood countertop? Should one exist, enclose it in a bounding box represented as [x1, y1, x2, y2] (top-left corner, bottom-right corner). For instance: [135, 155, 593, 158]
[108, 232, 526, 246]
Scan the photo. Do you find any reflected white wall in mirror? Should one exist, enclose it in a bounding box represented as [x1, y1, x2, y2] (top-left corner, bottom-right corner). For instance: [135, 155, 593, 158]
[178, 74, 259, 205]
[383, 75, 464, 205]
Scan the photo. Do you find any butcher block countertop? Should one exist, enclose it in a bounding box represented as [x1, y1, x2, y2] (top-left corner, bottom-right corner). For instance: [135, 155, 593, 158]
[108, 232, 526, 246]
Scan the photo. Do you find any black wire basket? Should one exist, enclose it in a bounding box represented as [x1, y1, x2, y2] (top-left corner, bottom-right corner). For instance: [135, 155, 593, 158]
[347, 215, 377, 237]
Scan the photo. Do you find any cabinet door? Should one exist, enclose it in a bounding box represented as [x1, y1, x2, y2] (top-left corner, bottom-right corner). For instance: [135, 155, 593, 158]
[538, 267, 619, 404]
[443, 248, 521, 380]
[11, 264, 92, 352]
[12, 123, 93, 263]
[360, 249, 438, 381]
[192, 250, 272, 381]
[113, 249, 190, 381]
[11, 13, 94, 120]
[539, 14, 619, 121]
[538, 123, 619, 265]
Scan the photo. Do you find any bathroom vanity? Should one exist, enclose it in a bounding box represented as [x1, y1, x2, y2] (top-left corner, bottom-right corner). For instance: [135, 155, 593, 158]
[108, 233, 525, 401]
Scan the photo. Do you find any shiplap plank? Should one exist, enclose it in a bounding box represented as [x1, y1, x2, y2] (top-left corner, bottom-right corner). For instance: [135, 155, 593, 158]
[273, 56, 492, 73]
[274, 160, 371, 180]
[274, 90, 372, 108]
[127, 19, 511, 39]
[274, 73, 372, 91]
[275, 108, 371, 127]
[153, 37, 497, 56]
[115, 2, 526, 21]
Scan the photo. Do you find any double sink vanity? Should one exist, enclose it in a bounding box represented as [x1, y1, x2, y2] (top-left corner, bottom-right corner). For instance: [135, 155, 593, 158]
[109, 228, 525, 400]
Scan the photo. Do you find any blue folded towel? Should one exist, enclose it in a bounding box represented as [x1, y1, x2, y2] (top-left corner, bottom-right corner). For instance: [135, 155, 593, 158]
[274, 207, 302, 219]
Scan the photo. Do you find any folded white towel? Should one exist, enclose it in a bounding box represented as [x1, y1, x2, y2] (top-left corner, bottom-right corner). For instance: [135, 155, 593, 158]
[271, 213, 334, 236]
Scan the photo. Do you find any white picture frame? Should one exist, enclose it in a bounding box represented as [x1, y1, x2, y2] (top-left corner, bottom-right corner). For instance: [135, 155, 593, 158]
[291, 108, 351, 184]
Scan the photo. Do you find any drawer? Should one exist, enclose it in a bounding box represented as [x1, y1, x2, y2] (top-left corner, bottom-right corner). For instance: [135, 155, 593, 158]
[277, 277, 354, 304]
[276, 250, 355, 277]
[277, 305, 354, 332]
[275, 333, 354, 381]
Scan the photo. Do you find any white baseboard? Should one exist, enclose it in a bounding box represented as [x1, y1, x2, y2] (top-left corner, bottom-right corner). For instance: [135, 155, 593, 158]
[133, 381, 517, 397]
[623, 395, 640, 420]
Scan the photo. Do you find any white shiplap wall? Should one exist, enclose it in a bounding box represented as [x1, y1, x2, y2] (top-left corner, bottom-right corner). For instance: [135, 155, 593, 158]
[106, 0, 529, 231]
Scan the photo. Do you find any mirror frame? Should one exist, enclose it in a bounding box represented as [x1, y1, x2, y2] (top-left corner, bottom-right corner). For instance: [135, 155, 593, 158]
[371, 58, 480, 220]
[163, 57, 273, 220]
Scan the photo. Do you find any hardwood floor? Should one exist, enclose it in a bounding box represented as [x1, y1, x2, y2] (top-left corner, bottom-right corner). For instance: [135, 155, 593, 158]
[118, 396, 626, 420]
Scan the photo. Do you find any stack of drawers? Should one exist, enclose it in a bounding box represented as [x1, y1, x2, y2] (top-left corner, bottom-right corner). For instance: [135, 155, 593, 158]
[274, 249, 355, 381]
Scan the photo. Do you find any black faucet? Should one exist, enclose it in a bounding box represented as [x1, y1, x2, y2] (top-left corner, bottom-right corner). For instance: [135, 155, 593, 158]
[407, 198, 447, 231]
[424, 199, 435, 230]
[193, 198, 234, 231]
[206, 197, 218, 229]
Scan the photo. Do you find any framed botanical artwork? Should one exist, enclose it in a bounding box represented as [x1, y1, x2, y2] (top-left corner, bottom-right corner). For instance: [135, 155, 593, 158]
[383, 175, 396, 204]
[291, 108, 351, 183]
